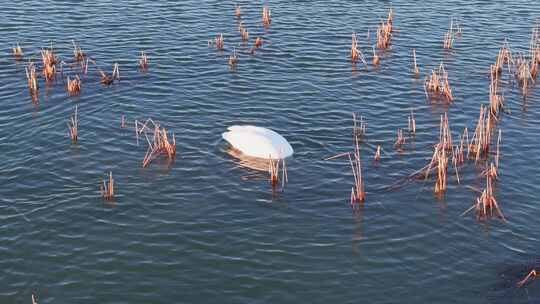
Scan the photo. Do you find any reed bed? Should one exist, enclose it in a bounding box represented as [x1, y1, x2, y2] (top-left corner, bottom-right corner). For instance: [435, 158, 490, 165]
[517, 269, 538, 288]
[100, 171, 115, 200]
[424, 63, 454, 102]
[262, 5, 271, 26]
[139, 51, 149, 70]
[99, 63, 119, 85]
[136, 119, 177, 168]
[269, 157, 288, 189]
[67, 105, 78, 143]
[376, 9, 393, 50]
[66, 75, 81, 95]
[351, 32, 367, 66]
[12, 43, 23, 60]
[462, 176, 505, 221]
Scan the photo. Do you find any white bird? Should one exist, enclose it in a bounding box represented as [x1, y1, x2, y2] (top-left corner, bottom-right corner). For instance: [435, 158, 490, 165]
[222, 125, 294, 159]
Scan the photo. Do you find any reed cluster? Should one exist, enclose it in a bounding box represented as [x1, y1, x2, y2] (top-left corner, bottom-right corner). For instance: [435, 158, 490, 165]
[25, 62, 39, 94]
[443, 19, 455, 49]
[72, 40, 85, 61]
[394, 128, 405, 149]
[99, 63, 120, 85]
[353, 113, 367, 140]
[424, 63, 453, 102]
[350, 32, 367, 65]
[66, 75, 82, 95]
[239, 23, 249, 41]
[468, 105, 493, 162]
[139, 51, 149, 70]
[489, 65, 504, 116]
[349, 134, 365, 206]
[136, 119, 177, 168]
[100, 171, 115, 200]
[376, 9, 393, 49]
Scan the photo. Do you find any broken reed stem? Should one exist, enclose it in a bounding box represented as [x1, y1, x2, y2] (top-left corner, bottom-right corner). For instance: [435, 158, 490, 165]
[408, 109, 416, 135]
[215, 33, 224, 50]
[67, 105, 78, 143]
[351, 32, 367, 66]
[100, 171, 115, 200]
[517, 269, 538, 288]
[352, 112, 367, 140]
[268, 157, 288, 189]
[13, 43, 23, 60]
[262, 5, 271, 26]
[412, 48, 420, 76]
[372, 45, 380, 65]
[32, 294, 37, 304]
[443, 19, 455, 49]
[229, 47, 239, 67]
[100, 63, 120, 85]
[139, 51, 149, 70]
[374, 145, 381, 161]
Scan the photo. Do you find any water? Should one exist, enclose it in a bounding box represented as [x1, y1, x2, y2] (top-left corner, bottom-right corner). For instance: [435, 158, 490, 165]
[1, 1, 540, 303]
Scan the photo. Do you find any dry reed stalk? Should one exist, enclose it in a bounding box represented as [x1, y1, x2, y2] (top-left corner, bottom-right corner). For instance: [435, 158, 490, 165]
[262, 5, 271, 26]
[72, 40, 85, 61]
[408, 109, 416, 134]
[240, 26, 249, 41]
[268, 157, 288, 189]
[515, 54, 533, 95]
[496, 129, 501, 168]
[66, 75, 81, 95]
[434, 144, 448, 193]
[12, 43, 23, 60]
[394, 128, 405, 149]
[412, 48, 420, 77]
[482, 162, 498, 180]
[439, 113, 453, 150]
[40, 48, 57, 67]
[229, 47, 239, 67]
[489, 65, 504, 117]
[462, 176, 505, 221]
[517, 269, 538, 288]
[352, 113, 367, 140]
[376, 10, 393, 50]
[25, 62, 39, 94]
[139, 51, 149, 70]
[141, 121, 177, 168]
[67, 105, 78, 143]
[372, 46, 380, 65]
[443, 19, 455, 49]
[235, 4, 241, 18]
[215, 33, 224, 50]
[374, 145, 381, 161]
[468, 105, 492, 161]
[424, 63, 453, 102]
[100, 171, 115, 200]
[350, 33, 367, 66]
[349, 135, 365, 205]
[99, 63, 120, 85]
[254, 37, 263, 48]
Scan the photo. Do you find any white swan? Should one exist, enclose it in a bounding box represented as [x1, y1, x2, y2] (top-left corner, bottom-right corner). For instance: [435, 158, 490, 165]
[222, 125, 294, 159]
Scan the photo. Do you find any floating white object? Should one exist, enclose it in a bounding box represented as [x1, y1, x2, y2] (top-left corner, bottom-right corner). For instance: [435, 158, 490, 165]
[222, 125, 293, 159]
